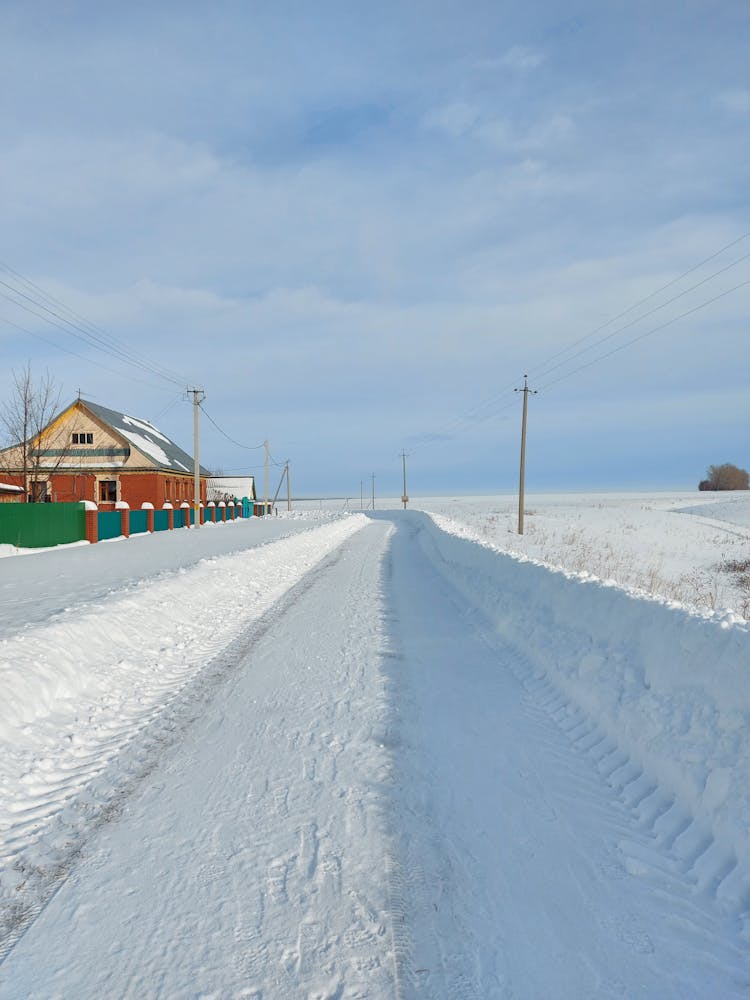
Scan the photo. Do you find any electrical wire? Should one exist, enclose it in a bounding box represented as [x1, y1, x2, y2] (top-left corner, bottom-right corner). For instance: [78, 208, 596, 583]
[537, 277, 750, 392]
[0, 311, 176, 392]
[526, 228, 750, 378]
[407, 231, 750, 451]
[199, 404, 266, 450]
[0, 263, 190, 387]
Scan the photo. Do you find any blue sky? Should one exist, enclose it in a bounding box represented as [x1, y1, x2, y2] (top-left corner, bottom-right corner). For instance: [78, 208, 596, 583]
[1, 1, 748, 496]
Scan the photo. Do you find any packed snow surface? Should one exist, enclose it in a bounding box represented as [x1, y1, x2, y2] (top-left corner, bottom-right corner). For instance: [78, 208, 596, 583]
[0, 496, 748, 997]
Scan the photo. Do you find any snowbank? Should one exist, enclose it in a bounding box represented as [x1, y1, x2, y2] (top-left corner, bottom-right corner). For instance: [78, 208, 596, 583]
[0, 515, 367, 896]
[418, 514, 750, 888]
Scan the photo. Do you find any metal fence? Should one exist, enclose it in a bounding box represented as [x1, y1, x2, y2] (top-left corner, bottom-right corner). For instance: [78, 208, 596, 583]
[0, 502, 86, 548]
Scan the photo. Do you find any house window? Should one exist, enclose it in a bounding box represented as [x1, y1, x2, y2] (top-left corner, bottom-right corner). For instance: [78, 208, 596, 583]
[99, 480, 117, 502]
[72, 433, 94, 445]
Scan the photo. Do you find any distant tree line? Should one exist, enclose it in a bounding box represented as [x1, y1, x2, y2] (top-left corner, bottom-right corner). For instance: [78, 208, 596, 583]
[699, 463, 749, 491]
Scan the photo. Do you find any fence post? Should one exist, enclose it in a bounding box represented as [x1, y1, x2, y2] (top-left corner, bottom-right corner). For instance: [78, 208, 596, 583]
[116, 500, 130, 538]
[218, 501, 226, 522]
[142, 502, 154, 532]
[180, 501, 191, 527]
[82, 500, 98, 544]
[163, 502, 174, 530]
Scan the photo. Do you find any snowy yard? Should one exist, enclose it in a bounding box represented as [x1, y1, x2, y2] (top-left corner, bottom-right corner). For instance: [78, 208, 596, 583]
[1, 495, 749, 997]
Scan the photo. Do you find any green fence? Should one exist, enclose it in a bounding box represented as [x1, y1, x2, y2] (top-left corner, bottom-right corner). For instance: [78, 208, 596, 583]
[130, 510, 149, 534]
[154, 509, 170, 532]
[0, 502, 86, 548]
[97, 511, 122, 541]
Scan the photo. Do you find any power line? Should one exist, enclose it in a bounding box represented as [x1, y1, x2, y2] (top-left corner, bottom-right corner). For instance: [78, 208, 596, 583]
[0, 264, 189, 387]
[532, 249, 750, 383]
[199, 404, 266, 450]
[0, 310, 175, 391]
[527, 229, 750, 378]
[538, 276, 750, 392]
[407, 231, 750, 451]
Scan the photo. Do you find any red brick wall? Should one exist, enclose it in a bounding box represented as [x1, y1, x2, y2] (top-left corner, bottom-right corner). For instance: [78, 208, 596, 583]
[121, 473, 207, 508]
[2, 471, 207, 507]
[49, 473, 97, 502]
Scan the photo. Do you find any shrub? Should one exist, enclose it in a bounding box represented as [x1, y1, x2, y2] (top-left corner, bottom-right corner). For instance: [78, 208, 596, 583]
[701, 463, 749, 491]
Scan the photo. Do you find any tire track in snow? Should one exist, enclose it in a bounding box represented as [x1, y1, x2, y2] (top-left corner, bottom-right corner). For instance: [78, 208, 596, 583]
[376, 512, 750, 998]
[0, 517, 368, 966]
[1, 519, 398, 998]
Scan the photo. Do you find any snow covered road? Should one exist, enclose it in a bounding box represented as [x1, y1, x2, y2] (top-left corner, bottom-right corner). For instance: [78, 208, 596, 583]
[1, 512, 748, 997]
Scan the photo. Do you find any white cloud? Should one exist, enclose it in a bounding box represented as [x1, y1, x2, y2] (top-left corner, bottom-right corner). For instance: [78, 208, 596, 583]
[421, 102, 481, 137]
[716, 89, 750, 114]
[497, 45, 545, 72]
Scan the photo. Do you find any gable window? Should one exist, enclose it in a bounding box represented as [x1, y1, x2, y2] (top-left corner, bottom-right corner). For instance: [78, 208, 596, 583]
[99, 479, 117, 502]
[72, 432, 94, 445]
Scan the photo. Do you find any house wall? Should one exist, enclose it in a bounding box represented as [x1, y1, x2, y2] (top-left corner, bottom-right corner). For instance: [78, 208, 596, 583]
[48, 473, 98, 503]
[1, 400, 208, 507]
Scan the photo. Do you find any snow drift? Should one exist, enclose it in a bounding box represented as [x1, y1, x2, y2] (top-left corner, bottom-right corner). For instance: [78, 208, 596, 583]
[418, 513, 750, 896]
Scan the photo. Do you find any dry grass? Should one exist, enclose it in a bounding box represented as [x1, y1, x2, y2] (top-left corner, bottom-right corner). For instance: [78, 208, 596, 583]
[476, 514, 750, 621]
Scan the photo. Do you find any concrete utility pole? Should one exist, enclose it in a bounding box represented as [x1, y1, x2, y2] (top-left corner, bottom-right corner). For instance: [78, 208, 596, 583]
[189, 388, 205, 527]
[371, 473, 376, 511]
[514, 375, 537, 535]
[401, 449, 409, 509]
[264, 439, 269, 515]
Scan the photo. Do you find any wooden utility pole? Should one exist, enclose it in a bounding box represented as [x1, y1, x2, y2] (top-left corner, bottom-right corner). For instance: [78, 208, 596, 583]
[514, 375, 537, 535]
[401, 449, 409, 509]
[190, 388, 205, 527]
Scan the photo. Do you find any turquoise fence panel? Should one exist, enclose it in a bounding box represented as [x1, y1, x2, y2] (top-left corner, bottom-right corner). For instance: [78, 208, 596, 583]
[97, 511, 122, 541]
[242, 498, 252, 518]
[0, 502, 86, 548]
[129, 510, 149, 534]
[174, 509, 185, 528]
[154, 510, 170, 532]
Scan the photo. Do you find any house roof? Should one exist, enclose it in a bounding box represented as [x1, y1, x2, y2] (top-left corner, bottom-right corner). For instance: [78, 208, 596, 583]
[208, 476, 256, 501]
[81, 400, 211, 477]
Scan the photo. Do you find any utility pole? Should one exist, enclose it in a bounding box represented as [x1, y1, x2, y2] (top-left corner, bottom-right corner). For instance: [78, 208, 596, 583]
[371, 473, 376, 510]
[286, 461, 291, 512]
[189, 388, 205, 527]
[264, 439, 269, 516]
[514, 375, 537, 535]
[401, 449, 409, 509]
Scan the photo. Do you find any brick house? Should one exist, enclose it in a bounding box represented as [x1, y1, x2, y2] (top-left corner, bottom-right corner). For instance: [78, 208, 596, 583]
[0, 398, 209, 507]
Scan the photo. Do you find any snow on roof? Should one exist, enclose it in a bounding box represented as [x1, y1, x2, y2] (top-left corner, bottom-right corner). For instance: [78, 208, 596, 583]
[208, 476, 256, 500]
[81, 399, 210, 476]
[121, 414, 171, 444]
[117, 428, 171, 466]
[0, 482, 23, 493]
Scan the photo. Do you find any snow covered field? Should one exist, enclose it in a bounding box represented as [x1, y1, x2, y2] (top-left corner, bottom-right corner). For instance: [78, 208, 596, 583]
[0, 496, 749, 997]
[415, 491, 750, 619]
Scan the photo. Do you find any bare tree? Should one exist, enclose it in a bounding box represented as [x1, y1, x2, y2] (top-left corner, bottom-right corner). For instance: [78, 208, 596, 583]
[701, 463, 750, 491]
[0, 365, 65, 502]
